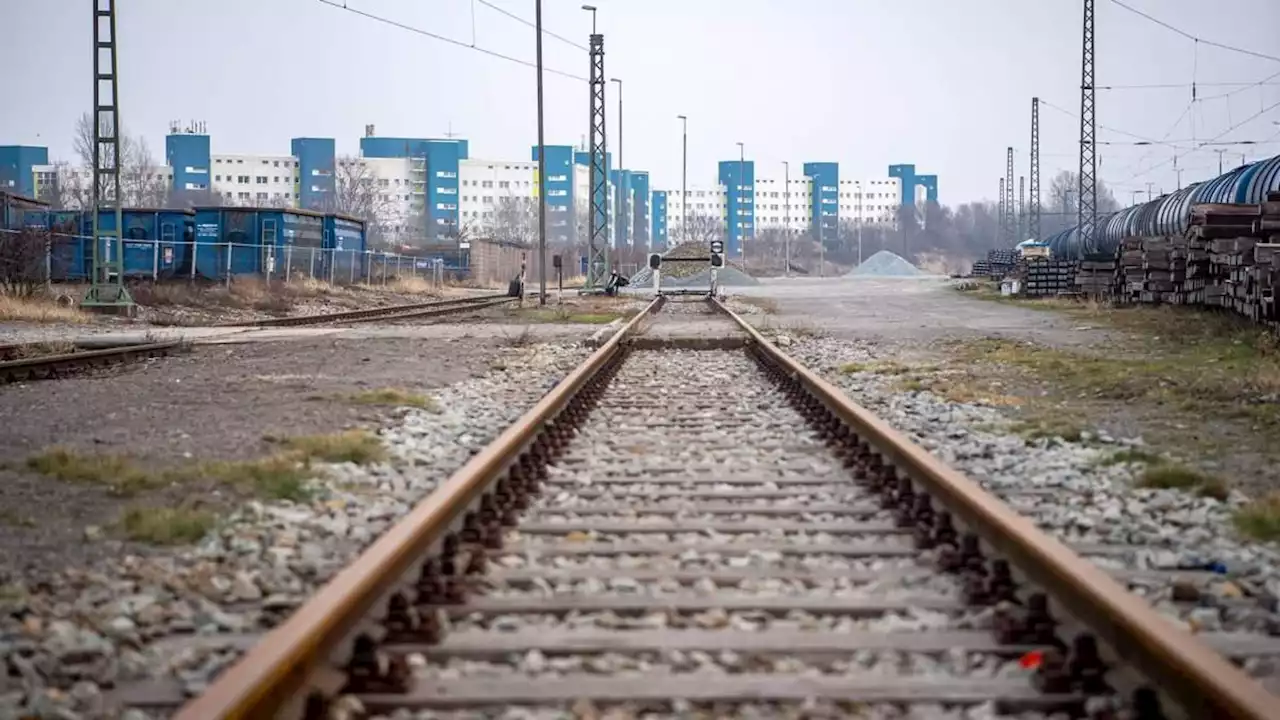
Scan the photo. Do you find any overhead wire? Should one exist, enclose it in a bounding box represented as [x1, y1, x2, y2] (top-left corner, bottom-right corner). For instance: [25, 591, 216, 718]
[314, 0, 588, 82]
[1108, 0, 1280, 64]
[475, 0, 589, 51]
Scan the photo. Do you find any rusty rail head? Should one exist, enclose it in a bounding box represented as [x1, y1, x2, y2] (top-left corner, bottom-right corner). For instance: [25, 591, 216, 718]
[173, 296, 663, 720]
[711, 298, 1278, 720]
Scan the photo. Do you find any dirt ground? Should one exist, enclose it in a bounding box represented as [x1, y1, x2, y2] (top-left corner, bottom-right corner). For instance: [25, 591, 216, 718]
[0, 336, 506, 577]
[729, 276, 1280, 499]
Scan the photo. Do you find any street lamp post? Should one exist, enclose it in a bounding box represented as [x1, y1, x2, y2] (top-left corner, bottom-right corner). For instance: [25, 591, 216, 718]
[855, 180, 863, 267]
[534, 0, 547, 303]
[610, 78, 625, 252]
[678, 115, 687, 243]
[737, 141, 745, 269]
[782, 160, 790, 277]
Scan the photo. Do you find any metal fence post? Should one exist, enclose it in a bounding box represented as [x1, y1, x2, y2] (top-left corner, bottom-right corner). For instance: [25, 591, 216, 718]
[309, 247, 316, 280]
[285, 245, 293, 284]
[191, 240, 197, 281]
[350, 251, 356, 285]
[152, 239, 159, 280]
[225, 241, 233, 289]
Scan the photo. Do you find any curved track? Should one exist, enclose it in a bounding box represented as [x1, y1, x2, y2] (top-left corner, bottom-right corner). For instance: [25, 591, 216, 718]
[165, 297, 1277, 719]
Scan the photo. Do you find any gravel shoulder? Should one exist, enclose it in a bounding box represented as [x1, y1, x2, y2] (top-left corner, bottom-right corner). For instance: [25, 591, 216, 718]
[0, 334, 545, 576]
[732, 277, 1280, 511]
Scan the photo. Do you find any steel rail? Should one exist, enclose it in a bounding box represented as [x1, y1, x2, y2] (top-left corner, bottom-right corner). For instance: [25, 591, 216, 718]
[219, 293, 513, 328]
[172, 295, 664, 720]
[0, 340, 184, 384]
[710, 297, 1277, 720]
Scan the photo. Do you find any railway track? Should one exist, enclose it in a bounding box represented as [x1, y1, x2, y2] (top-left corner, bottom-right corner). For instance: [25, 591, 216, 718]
[157, 297, 1277, 719]
[220, 293, 517, 328]
[0, 339, 184, 384]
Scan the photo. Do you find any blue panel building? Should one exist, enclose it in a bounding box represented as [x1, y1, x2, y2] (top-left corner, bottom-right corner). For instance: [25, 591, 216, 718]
[803, 162, 839, 247]
[651, 190, 668, 250]
[291, 138, 336, 211]
[360, 137, 468, 238]
[0, 146, 49, 197]
[165, 133, 211, 195]
[531, 145, 576, 243]
[630, 171, 651, 250]
[888, 164, 939, 207]
[718, 160, 755, 257]
[575, 150, 612, 245]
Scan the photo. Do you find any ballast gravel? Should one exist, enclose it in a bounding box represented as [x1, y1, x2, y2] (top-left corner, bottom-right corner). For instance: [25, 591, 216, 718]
[0, 342, 591, 720]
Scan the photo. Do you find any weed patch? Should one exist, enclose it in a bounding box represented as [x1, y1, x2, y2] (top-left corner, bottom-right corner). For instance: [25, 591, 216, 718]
[351, 388, 436, 411]
[1098, 448, 1163, 466]
[1136, 463, 1227, 499]
[1233, 493, 1280, 541]
[119, 505, 216, 545]
[26, 448, 166, 496]
[278, 430, 386, 465]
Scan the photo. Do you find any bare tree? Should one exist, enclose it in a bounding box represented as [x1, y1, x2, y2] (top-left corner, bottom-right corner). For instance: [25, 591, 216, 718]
[1043, 170, 1120, 237]
[35, 161, 88, 210]
[488, 196, 537, 245]
[682, 213, 724, 246]
[0, 227, 49, 297]
[73, 111, 165, 207]
[326, 155, 396, 247]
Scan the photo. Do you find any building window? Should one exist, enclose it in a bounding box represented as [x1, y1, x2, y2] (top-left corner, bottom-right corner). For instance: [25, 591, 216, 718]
[256, 176, 268, 184]
[215, 175, 221, 181]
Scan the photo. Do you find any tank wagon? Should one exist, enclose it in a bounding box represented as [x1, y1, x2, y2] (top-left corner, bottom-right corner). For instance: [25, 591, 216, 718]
[1045, 154, 1280, 258]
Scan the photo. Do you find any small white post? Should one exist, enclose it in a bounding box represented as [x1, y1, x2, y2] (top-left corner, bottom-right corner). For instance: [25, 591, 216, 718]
[652, 267, 660, 296]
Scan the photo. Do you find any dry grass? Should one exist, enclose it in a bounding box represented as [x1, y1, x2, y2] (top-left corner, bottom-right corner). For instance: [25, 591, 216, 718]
[1098, 447, 1163, 466]
[1137, 463, 1229, 500]
[6, 340, 75, 359]
[119, 505, 216, 545]
[351, 388, 437, 411]
[276, 430, 386, 465]
[27, 431, 386, 503]
[385, 276, 441, 295]
[506, 306, 626, 324]
[1233, 493, 1280, 541]
[953, 332, 1280, 429]
[0, 294, 90, 324]
[839, 360, 913, 375]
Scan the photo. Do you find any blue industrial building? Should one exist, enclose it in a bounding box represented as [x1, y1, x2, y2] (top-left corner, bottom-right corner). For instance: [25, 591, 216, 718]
[165, 132, 211, 195]
[651, 190, 668, 250]
[0, 146, 49, 197]
[360, 136, 468, 238]
[889, 164, 939, 207]
[531, 145, 576, 243]
[803, 162, 839, 247]
[718, 160, 755, 257]
[291, 138, 336, 211]
[610, 168, 634, 248]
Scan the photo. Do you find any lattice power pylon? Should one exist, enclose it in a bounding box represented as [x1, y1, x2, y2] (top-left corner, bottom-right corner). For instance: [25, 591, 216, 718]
[1018, 175, 1026, 242]
[1029, 97, 1042, 241]
[1003, 147, 1015, 246]
[585, 32, 610, 289]
[1077, 0, 1098, 255]
[998, 177, 1006, 242]
[82, 0, 134, 312]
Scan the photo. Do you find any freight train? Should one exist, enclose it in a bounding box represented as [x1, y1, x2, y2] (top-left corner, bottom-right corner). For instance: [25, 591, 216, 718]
[0, 193, 367, 284]
[1044, 154, 1280, 257]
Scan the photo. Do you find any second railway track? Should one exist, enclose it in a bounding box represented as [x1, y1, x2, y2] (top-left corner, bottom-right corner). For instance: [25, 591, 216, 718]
[159, 296, 1278, 719]
[221, 293, 517, 328]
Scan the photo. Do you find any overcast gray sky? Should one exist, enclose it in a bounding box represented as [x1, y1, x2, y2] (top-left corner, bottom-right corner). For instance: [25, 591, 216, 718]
[2, 0, 1278, 203]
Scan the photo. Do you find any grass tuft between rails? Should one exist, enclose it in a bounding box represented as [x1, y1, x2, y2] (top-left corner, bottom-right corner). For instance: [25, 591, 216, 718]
[1136, 463, 1229, 501]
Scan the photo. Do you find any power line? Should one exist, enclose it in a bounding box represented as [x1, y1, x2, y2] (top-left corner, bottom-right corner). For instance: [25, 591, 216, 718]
[1100, 80, 1280, 90]
[1040, 98, 1193, 149]
[475, 0, 588, 51]
[1111, 95, 1280, 186]
[1109, 0, 1280, 64]
[315, 0, 587, 82]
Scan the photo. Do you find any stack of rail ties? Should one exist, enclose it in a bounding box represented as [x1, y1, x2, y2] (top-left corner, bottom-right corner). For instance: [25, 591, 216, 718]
[1019, 257, 1079, 297]
[1192, 193, 1280, 328]
[1116, 236, 1191, 304]
[971, 248, 1017, 278]
[1074, 252, 1116, 298]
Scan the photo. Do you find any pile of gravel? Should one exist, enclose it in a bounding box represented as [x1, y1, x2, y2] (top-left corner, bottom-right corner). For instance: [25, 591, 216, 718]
[0, 343, 592, 720]
[847, 250, 925, 278]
